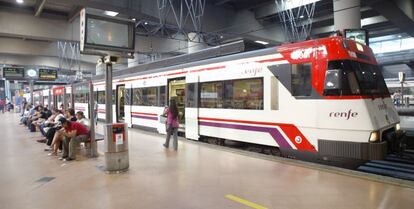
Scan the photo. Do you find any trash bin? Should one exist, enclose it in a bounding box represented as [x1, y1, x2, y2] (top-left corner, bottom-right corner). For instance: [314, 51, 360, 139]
[104, 123, 129, 172]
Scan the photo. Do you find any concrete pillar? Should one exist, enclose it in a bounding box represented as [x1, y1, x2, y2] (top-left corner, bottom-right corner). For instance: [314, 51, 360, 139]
[29, 81, 34, 105]
[333, 0, 361, 31]
[187, 32, 208, 54]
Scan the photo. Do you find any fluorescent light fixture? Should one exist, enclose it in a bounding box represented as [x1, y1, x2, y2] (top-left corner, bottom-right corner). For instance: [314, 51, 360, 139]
[104, 11, 118, 17]
[144, 22, 148, 25]
[132, 18, 136, 21]
[277, 0, 320, 12]
[398, 35, 402, 38]
[255, 40, 269, 45]
[16, 0, 24, 4]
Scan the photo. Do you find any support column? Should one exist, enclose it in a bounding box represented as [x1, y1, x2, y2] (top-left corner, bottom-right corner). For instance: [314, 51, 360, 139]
[29, 81, 34, 105]
[333, 0, 361, 31]
[89, 81, 98, 157]
[105, 62, 113, 124]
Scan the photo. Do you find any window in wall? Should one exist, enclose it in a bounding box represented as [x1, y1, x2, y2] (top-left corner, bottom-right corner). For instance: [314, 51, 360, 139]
[200, 81, 223, 108]
[291, 63, 312, 96]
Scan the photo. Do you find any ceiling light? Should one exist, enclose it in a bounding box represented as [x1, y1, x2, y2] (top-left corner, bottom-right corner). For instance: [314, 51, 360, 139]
[255, 40, 269, 45]
[16, 0, 24, 4]
[299, 15, 304, 18]
[132, 18, 136, 21]
[144, 22, 148, 25]
[220, 35, 224, 39]
[398, 35, 402, 38]
[104, 11, 118, 17]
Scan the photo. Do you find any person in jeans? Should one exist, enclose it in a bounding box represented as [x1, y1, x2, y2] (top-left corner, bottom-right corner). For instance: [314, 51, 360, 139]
[163, 99, 179, 150]
[58, 118, 90, 161]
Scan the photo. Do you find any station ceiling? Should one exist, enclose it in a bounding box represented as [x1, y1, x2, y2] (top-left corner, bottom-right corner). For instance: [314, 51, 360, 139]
[0, 0, 413, 79]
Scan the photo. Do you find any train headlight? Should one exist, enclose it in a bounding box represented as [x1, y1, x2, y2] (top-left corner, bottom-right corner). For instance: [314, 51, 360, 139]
[369, 131, 380, 142]
[395, 123, 401, 131]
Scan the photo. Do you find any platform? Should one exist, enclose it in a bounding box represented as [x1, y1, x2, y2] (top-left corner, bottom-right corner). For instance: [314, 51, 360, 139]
[1, 113, 414, 209]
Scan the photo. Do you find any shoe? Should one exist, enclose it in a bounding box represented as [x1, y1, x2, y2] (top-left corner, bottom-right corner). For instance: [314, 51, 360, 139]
[44, 148, 52, 151]
[63, 158, 74, 162]
[47, 152, 57, 156]
[37, 139, 46, 143]
[59, 156, 68, 160]
[163, 144, 168, 148]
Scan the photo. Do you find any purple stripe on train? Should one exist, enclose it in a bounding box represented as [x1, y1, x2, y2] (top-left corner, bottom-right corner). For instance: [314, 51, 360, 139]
[198, 121, 292, 149]
[132, 115, 158, 121]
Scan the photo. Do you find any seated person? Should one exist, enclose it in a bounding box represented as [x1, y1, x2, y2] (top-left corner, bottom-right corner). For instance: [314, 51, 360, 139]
[59, 118, 90, 161]
[43, 110, 65, 149]
[76, 111, 89, 128]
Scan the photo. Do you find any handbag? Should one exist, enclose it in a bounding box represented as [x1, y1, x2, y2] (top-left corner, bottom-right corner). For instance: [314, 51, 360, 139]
[159, 114, 167, 124]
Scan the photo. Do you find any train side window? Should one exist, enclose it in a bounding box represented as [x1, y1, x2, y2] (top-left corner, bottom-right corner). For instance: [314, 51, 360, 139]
[125, 88, 131, 105]
[159, 86, 166, 107]
[229, 78, 263, 110]
[200, 81, 223, 108]
[132, 88, 143, 105]
[143, 87, 158, 106]
[186, 83, 197, 108]
[97, 91, 105, 104]
[291, 63, 312, 96]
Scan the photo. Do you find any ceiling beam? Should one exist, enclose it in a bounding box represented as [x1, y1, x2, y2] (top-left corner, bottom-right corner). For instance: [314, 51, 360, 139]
[214, 0, 232, 6]
[34, 0, 47, 17]
[364, 0, 414, 37]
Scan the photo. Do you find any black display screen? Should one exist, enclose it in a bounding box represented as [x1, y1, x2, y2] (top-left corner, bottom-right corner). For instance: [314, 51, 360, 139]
[3, 67, 25, 79]
[39, 69, 57, 80]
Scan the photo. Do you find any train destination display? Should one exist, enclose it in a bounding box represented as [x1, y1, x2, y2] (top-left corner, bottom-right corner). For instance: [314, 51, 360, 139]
[39, 69, 57, 80]
[2, 67, 25, 79]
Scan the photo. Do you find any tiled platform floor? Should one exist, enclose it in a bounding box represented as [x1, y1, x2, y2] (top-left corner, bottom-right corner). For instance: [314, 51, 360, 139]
[1, 113, 414, 209]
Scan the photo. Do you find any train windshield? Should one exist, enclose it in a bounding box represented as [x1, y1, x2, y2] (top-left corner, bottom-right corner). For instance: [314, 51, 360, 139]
[324, 60, 389, 96]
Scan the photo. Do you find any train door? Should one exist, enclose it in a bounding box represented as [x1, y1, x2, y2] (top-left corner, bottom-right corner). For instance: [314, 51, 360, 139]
[185, 74, 199, 140]
[168, 77, 186, 130]
[116, 84, 125, 122]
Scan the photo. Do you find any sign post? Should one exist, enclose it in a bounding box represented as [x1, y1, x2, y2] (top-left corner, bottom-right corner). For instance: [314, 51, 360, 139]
[79, 8, 135, 173]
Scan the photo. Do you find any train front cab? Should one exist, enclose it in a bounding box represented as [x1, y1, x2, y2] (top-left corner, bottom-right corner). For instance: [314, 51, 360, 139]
[283, 37, 403, 163]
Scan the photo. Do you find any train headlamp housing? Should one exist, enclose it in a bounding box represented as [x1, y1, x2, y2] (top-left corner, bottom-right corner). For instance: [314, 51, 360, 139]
[395, 123, 401, 131]
[369, 131, 380, 142]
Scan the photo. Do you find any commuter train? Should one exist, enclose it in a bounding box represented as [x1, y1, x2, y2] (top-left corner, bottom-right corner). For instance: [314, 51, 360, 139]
[41, 36, 402, 163]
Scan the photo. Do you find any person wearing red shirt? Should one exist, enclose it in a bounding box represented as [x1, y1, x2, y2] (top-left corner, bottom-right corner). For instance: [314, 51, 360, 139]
[59, 118, 90, 161]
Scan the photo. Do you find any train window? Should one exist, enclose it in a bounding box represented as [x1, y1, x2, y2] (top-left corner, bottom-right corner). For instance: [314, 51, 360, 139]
[112, 90, 116, 104]
[125, 88, 131, 105]
[143, 87, 158, 106]
[200, 81, 223, 108]
[291, 63, 312, 96]
[200, 78, 263, 109]
[186, 83, 197, 108]
[97, 91, 105, 104]
[132, 88, 143, 105]
[226, 78, 263, 110]
[159, 86, 166, 107]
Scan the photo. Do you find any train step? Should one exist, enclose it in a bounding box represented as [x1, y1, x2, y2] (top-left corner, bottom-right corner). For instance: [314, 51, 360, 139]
[385, 155, 414, 164]
[364, 162, 414, 174]
[358, 165, 414, 181]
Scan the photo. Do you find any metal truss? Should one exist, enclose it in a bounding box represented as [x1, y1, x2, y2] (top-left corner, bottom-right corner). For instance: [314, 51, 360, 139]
[57, 41, 83, 82]
[134, 0, 223, 46]
[275, 0, 316, 42]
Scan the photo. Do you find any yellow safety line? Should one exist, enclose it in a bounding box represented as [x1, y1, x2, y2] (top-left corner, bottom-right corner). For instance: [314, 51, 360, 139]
[225, 194, 268, 209]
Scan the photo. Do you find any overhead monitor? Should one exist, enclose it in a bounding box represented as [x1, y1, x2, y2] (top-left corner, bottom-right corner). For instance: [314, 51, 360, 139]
[80, 8, 135, 54]
[2, 67, 25, 79]
[344, 29, 369, 46]
[39, 69, 58, 80]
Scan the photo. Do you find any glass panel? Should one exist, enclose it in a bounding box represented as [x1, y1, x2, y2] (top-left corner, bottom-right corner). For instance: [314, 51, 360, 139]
[159, 86, 166, 107]
[200, 82, 223, 108]
[97, 91, 106, 104]
[231, 78, 263, 109]
[144, 87, 157, 106]
[291, 63, 312, 96]
[186, 83, 196, 107]
[132, 88, 143, 105]
[125, 88, 131, 105]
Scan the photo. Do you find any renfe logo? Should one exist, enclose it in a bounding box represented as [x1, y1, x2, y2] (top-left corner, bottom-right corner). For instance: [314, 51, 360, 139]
[329, 110, 358, 120]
